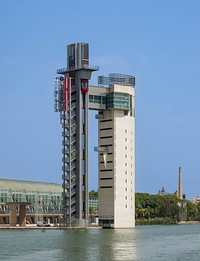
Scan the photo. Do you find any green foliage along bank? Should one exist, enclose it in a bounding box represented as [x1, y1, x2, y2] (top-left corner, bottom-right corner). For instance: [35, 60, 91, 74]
[136, 217, 176, 225]
[135, 193, 200, 225]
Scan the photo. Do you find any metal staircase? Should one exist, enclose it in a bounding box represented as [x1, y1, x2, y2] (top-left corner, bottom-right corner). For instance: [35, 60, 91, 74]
[54, 76, 77, 226]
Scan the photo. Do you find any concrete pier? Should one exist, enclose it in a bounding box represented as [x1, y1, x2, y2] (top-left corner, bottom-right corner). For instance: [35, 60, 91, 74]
[7, 202, 30, 227]
[19, 203, 26, 226]
[9, 203, 17, 226]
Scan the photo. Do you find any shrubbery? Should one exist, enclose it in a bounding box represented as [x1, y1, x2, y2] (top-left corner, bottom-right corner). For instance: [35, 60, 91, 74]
[136, 217, 176, 225]
[135, 193, 200, 225]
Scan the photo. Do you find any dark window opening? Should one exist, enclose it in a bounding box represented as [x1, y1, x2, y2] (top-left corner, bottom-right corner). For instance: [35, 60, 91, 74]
[100, 127, 113, 131]
[100, 136, 113, 139]
[100, 119, 113, 123]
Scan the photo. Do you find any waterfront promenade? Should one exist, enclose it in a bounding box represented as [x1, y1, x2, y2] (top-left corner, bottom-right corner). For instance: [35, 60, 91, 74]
[0, 224, 101, 230]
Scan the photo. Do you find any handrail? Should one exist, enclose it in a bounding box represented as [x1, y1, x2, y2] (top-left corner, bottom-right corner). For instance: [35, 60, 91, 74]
[57, 64, 99, 74]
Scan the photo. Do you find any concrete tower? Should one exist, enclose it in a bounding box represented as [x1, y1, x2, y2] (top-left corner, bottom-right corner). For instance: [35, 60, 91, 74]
[178, 167, 183, 200]
[54, 43, 136, 228]
[92, 75, 135, 228]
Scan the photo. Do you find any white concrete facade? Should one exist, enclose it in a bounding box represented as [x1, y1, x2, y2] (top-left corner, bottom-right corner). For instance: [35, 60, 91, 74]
[98, 84, 135, 228]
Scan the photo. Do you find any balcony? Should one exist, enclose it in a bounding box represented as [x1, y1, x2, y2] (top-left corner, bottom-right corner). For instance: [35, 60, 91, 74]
[57, 64, 99, 74]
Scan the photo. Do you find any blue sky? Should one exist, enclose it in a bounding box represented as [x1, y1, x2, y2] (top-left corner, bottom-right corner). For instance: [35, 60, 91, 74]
[0, 0, 200, 199]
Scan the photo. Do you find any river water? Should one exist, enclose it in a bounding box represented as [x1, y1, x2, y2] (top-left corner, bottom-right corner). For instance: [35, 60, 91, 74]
[0, 225, 200, 260]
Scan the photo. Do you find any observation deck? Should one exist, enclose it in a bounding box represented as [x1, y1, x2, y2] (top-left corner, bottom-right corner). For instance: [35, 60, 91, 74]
[57, 64, 99, 74]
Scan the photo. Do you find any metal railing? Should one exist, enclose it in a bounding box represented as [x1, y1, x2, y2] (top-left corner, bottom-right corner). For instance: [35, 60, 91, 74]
[98, 73, 135, 87]
[57, 64, 99, 74]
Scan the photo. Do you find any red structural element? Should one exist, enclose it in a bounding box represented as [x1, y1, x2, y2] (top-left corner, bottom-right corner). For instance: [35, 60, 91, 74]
[64, 77, 67, 111]
[81, 79, 89, 93]
[64, 77, 71, 111]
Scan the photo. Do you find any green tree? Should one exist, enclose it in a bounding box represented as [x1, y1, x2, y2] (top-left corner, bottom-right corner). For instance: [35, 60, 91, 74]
[135, 193, 182, 223]
[89, 190, 98, 198]
[186, 201, 198, 220]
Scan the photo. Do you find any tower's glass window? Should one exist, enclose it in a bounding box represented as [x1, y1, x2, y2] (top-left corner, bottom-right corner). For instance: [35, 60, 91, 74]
[94, 95, 101, 104]
[89, 95, 94, 103]
[102, 96, 106, 104]
[106, 92, 130, 110]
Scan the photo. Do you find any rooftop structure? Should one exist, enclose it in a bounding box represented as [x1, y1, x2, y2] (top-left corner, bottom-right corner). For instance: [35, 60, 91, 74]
[98, 73, 135, 87]
[0, 178, 61, 192]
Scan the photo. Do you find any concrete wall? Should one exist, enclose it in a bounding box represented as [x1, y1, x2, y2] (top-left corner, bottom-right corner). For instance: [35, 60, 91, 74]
[98, 110, 114, 220]
[114, 111, 135, 228]
[98, 85, 135, 228]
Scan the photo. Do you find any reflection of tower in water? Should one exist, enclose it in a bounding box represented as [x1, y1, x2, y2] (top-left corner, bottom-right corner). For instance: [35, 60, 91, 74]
[94, 230, 138, 260]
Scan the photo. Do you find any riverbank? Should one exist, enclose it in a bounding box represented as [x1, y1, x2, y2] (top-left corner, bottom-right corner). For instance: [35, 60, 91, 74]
[1, 221, 200, 229]
[136, 217, 176, 225]
[136, 218, 200, 225]
[178, 221, 200, 225]
[0, 224, 101, 230]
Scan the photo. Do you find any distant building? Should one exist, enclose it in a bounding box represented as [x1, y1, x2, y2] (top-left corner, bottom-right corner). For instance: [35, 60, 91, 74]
[174, 190, 178, 197]
[0, 178, 62, 225]
[191, 196, 200, 204]
[0, 178, 101, 226]
[89, 192, 98, 216]
[158, 187, 166, 196]
[157, 167, 184, 199]
[89, 192, 98, 224]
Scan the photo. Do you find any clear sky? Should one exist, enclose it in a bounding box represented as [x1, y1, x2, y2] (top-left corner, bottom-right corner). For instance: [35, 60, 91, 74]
[0, 0, 200, 199]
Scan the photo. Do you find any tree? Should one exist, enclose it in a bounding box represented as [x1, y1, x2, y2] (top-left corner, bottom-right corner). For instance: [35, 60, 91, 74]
[89, 190, 98, 198]
[136, 193, 181, 222]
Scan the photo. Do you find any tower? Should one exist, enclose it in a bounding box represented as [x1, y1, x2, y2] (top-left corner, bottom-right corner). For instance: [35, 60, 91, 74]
[54, 43, 135, 228]
[94, 74, 135, 228]
[178, 167, 183, 200]
[54, 43, 98, 226]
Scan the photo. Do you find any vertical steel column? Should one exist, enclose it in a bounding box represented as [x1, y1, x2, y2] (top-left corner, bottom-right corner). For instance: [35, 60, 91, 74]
[84, 91, 89, 219]
[68, 82, 72, 226]
[77, 72, 83, 222]
[62, 109, 67, 225]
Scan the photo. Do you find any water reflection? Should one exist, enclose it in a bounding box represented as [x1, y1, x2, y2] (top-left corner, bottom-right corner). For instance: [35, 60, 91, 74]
[98, 229, 138, 261]
[58, 229, 138, 261]
[1, 225, 200, 261]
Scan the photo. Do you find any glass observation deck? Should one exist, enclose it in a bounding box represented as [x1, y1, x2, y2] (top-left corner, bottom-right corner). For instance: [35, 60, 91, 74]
[106, 92, 130, 110]
[89, 92, 131, 111]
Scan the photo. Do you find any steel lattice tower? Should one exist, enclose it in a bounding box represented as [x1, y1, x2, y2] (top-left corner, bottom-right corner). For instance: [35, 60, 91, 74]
[54, 43, 98, 226]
